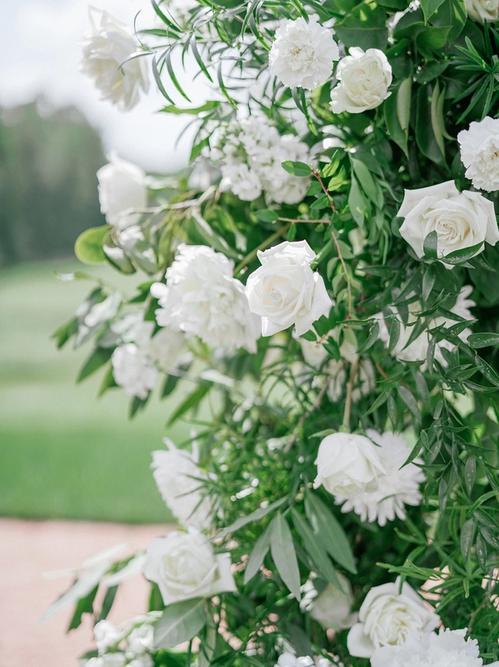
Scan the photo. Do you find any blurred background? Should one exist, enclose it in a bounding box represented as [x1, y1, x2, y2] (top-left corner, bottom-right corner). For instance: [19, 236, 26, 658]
[0, 1, 206, 664]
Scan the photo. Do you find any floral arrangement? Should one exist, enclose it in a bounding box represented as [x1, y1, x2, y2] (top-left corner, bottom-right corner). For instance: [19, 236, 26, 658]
[51, 1, 499, 665]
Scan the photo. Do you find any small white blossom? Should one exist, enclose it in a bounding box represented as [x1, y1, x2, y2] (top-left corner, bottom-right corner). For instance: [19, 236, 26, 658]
[246, 241, 333, 337]
[398, 180, 499, 265]
[97, 155, 147, 230]
[152, 244, 260, 353]
[151, 440, 213, 530]
[81, 8, 149, 111]
[464, 0, 499, 21]
[143, 531, 236, 605]
[269, 17, 339, 90]
[112, 343, 157, 399]
[331, 48, 392, 114]
[371, 628, 499, 667]
[347, 578, 439, 658]
[458, 116, 499, 192]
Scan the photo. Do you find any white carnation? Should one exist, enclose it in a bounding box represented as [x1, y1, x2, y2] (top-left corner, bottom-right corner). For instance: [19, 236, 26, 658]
[246, 240, 333, 336]
[152, 244, 260, 353]
[269, 17, 339, 90]
[81, 8, 149, 111]
[97, 155, 147, 229]
[464, 0, 499, 21]
[331, 48, 392, 114]
[151, 440, 213, 530]
[458, 116, 499, 192]
[372, 628, 499, 667]
[347, 578, 439, 658]
[398, 180, 499, 265]
[339, 430, 425, 526]
[143, 531, 236, 605]
[111, 343, 157, 399]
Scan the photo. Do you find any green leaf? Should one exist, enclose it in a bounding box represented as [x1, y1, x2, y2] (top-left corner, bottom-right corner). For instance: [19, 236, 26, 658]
[269, 513, 301, 600]
[468, 332, 499, 349]
[335, 4, 388, 50]
[67, 586, 98, 631]
[421, 0, 446, 22]
[460, 519, 475, 560]
[217, 497, 287, 541]
[423, 230, 438, 259]
[384, 85, 408, 155]
[304, 492, 357, 574]
[77, 347, 113, 383]
[244, 524, 271, 584]
[291, 509, 341, 588]
[74, 226, 109, 265]
[398, 385, 419, 418]
[154, 599, 206, 649]
[396, 77, 412, 133]
[348, 176, 368, 225]
[167, 382, 212, 426]
[281, 161, 311, 177]
[160, 101, 220, 115]
[256, 209, 279, 223]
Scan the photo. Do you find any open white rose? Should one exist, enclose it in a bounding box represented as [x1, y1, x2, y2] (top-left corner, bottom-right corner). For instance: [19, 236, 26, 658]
[398, 180, 499, 265]
[151, 440, 213, 530]
[97, 155, 147, 229]
[464, 0, 499, 21]
[371, 628, 499, 667]
[269, 17, 339, 90]
[143, 531, 236, 605]
[331, 48, 392, 114]
[81, 8, 149, 111]
[348, 579, 439, 658]
[458, 116, 499, 192]
[246, 241, 333, 336]
[152, 244, 260, 353]
[314, 432, 385, 499]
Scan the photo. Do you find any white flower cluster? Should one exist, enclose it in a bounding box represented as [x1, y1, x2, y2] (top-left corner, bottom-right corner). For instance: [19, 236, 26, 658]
[210, 116, 312, 204]
[81, 614, 160, 667]
[314, 430, 424, 526]
[458, 116, 499, 193]
[378, 286, 475, 367]
[152, 244, 260, 353]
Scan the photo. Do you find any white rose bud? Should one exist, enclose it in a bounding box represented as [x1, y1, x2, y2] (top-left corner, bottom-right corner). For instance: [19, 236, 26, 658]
[398, 180, 499, 265]
[331, 48, 392, 114]
[347, 579, 439, 658]
[246, 240, 333, 337]
[458, 116, 499, 192]
[464, 0, 499, 22]
[314, 432, 385, 499]
[269, 17, 339, 90]
[97, 155, 147, 230]
[81, 8, 149, 111]
[143, 531, 236, 605]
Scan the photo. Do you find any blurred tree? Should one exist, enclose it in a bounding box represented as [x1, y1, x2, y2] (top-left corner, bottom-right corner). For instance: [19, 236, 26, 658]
[0, 100, 105, 265]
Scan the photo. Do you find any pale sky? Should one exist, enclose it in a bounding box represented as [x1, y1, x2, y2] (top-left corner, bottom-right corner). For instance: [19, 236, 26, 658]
[0, 0, 210, 172]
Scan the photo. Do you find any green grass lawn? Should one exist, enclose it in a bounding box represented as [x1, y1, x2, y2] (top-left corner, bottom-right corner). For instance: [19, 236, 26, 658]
[0, 260, 187, 523]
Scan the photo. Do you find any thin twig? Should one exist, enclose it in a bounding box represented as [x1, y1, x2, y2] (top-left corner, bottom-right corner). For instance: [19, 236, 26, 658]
[342, 359, 359, 431]
[234, 222, 292, 275]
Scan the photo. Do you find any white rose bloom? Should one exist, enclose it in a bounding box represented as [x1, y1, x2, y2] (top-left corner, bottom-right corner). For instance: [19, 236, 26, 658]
[269, 17, 339, 90]
[111, 343, 157, 399]
[331, 48, 392, 114]
[301, 574, 355, 630]
[339, 430, 425, 526]
[143, 531, 236, 605]
[347, 579, 439, 658]
[81, 8, 149, 111]
[152, 245, 260, 353]
[464, 0, 499, 21]
[372, 628, 499, 667]
[151, 440, 213, 530]
[398, 180, 499, 265]
[314, 432, 385, 499]
[458, 116, 499, 192]
[246, 241, 333, 337]
[378, 286, 476, 367]
[97, 155, 147, 229]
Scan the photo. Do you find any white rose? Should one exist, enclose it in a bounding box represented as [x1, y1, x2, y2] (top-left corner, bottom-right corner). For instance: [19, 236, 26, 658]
[97, 155, 147, 229]
[151, 440, 213, 530]
[347, 579, 439, 658]
[269, 17, 339, 90]
[331, 48, 392, 114]
[246, 241, 333, 337]
[302, 574, 355, 630]
[314, 432, 385, 499]
[81, 8, 149, 111]
[398, 180, 499, 265]
[371, 628, 499, 667]
[111, 343, 157, 399]
[152, 245, 260, 353]
[143, 531, 236, 605]
[464, 0, 499, 21]
[458, 116, 499, 192]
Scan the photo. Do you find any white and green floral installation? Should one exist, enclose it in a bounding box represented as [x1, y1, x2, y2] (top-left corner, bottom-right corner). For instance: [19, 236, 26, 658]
[50, 0, 499, 665]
